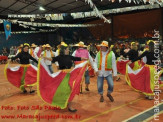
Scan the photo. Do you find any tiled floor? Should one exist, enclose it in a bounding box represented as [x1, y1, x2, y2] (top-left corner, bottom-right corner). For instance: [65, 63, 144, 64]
[0, 64, 162, 122]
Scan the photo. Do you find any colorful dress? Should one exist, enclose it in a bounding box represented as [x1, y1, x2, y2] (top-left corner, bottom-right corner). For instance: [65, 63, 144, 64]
[4, 51, 38, 91]
[37, 55, 88, 109]
[126, 51, 163, 95]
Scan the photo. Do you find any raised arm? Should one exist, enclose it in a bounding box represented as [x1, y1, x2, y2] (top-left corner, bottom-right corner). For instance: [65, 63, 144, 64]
[29, 54, 38, 63]
[11, 53, 21, 61]
[70, 56, 81, 61]
[131, 51, 148, 63]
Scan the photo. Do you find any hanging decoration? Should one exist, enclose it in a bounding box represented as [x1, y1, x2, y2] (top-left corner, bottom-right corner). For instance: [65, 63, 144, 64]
[85, 0, 111, 23]
[7, 3, 162, 22]
[3, 20, 11, 40]
[0, 29, 58, 34]
[17, 21, 100, 27]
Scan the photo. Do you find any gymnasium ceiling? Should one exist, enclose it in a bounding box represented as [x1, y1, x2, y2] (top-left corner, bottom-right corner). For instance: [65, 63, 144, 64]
[0, 0, 148, 14]
[0, 0, 162, 33]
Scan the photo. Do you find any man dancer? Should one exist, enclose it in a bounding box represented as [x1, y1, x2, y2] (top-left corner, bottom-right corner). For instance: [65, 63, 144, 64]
[94, 41, 117, 102]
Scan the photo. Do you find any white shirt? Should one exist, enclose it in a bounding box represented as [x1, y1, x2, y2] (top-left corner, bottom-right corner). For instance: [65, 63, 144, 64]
[94, 50, 117, 77]
[54, 50, 59, 66]
[41, 50, 56, 65]
[72, 49, 96, 70]
[16, 49, 20, 55]
[34, 47, 40, 60]
[55, 50, 59, 56]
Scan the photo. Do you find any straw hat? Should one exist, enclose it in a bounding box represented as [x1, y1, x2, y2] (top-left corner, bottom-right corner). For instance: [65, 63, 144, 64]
[31, 43, 37, 48]
[110, 45, 114, 48]
[45, 44, 51, 48]
[19, 44, 23, 48]
[42, 44, 46, 48]
[147, 40, 154, 45]
[61, 42, 68, 47]
[74, 41, 87, 47]
[131, 42, 136, 46]
[57, 44, 60, 49]
[57, 41, 68, 48]
[98, 41, 109, 47]
[24, 43, 30, 47]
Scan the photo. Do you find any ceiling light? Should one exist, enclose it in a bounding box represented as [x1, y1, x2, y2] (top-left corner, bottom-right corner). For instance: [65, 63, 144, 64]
[39, 6, 45, 11]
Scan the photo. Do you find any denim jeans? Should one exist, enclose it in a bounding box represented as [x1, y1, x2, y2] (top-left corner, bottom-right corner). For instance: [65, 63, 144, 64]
[47, 65, 53, 74]
[85, 70, 90, 84]
[97, 74, 114, 95]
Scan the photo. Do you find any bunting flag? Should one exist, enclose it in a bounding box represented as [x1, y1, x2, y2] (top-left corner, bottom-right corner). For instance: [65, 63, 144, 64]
[125, 64, 163, 95]
[37, 59, 88, 109]
[4, 63, 37, 91]
[3, 20, 11, 40]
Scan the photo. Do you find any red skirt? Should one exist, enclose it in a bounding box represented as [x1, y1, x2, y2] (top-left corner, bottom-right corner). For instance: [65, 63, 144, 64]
[4, 64, 37, 91]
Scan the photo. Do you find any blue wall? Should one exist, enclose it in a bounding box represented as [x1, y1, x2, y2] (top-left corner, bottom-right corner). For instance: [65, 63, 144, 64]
[0, 27, 95, 53]
[0, 32, 59, 51]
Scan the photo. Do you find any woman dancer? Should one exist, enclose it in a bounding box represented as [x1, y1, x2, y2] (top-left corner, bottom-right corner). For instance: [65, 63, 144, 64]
[128, 41, 162, 99]
[43, 43, 87, 112]
[6, 43, 38, 93]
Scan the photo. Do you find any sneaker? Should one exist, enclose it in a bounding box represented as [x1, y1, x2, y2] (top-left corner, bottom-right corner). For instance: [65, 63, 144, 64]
[100, 96, 104, 102]
[85, 88, 90, 91]
[107, 93, 114, 102]
[30, 90, 35, 94]
[23, 89, 27, 93]
[80, 92, 83, 94]
[116, 77, 120, 81]
[148, 96, 154, 100]
[145, 95, 148, 99]
[68, 107, 77, 112]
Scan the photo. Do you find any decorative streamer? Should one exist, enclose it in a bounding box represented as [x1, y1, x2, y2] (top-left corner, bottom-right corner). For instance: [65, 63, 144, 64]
[0, 29, 58, 34]
[17, 21, 100, 27]
[85, 0, 111, 23]
[7, 3, 162, 21]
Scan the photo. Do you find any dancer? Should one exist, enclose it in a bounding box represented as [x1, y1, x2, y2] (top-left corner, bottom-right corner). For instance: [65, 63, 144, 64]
[29, 43, 37, 66]
[42, 43, 87, 112]
[122, 42, 138, 61]
[33, 45, 43, 61]
[94, 41, 117, 102]
[72, 41, 96, 91]
[6, 43, 38, 93]
[128, 41, 162, 99]
[117, 42, 140, 75]
[41, 44, 56, 74]
[111, 45, 121, 81]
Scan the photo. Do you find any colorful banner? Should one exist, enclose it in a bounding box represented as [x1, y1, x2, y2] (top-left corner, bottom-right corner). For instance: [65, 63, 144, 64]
[37, 59, 88, 109]
[3, 20, 11, 40]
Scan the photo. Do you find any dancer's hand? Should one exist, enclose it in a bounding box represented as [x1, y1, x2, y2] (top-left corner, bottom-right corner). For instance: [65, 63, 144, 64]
[42, 57, 52, 61]
[56, 66, 59, 70]
[7, 59, 11, 63]
[127, 61, 132, 65]
[81, 57, 88, 60]
[113, 76, 117, 81]
[96, 71, 99, 76]
[43, 56, 47, 59]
